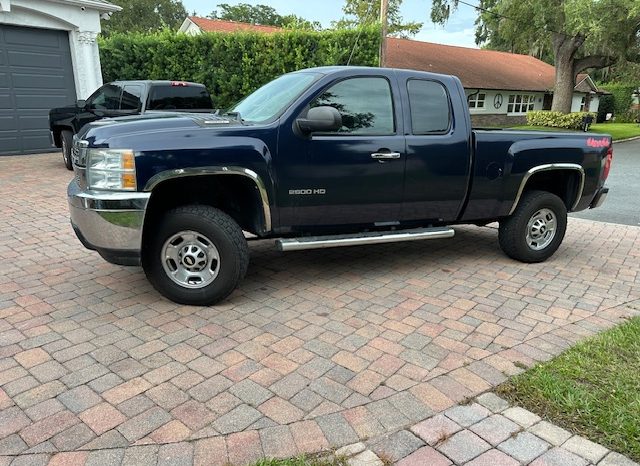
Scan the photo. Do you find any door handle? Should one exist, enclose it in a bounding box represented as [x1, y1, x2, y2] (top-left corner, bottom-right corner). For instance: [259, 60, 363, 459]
[371, 152, 401, 160]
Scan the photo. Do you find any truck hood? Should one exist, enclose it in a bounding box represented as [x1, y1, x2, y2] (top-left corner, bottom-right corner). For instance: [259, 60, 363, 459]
[78, 112, 244, 142]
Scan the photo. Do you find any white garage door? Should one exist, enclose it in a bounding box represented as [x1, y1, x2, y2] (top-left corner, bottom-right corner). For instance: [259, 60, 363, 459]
[0, 24, 76, 155]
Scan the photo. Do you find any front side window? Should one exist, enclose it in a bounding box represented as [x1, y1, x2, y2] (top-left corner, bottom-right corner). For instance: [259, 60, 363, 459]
[507, 94, 536, 114]
[407, 80, 450, 134]
[87, 84, 122, 111]
[310, 77, 395, 135]
[467, 92, 486, 109]
[120, 85, 143, 111]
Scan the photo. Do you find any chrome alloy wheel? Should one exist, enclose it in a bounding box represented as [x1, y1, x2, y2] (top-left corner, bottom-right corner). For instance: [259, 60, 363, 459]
[526, 208, 557, 251]
[161, 230, 220, 289]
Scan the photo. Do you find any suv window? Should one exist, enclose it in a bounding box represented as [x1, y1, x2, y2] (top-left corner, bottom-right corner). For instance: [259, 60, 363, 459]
[147, 85, 212, 110]
[87, 84, 122, 111]
[407, 80, 450, 134]
[310, 77, 394, 135]
[120, 84, 143, 111]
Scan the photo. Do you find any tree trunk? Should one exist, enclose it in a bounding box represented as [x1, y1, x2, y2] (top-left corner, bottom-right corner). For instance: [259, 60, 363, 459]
[551, 33, 582, 113]
[551, 56, 576, 113]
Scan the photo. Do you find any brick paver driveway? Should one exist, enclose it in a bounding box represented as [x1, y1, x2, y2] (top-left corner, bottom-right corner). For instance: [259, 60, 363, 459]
[1, 153, 639, 465]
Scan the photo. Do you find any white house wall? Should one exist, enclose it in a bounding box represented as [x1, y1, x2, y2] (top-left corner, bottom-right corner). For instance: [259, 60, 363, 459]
[590, 95, 600, 114]
[0, 0, 114, 99]
[464, 89, 545, 116]
[465, 89, 599, 115]
[184, 22, 201, 35]
[571, 94, 585, 113]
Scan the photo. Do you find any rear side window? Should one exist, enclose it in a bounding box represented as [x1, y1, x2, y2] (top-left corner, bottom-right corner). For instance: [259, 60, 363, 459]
[147, 85, 212, 110]
[310, 77, 395, 135]
[120, 84, 143, 111]
[407, 80, 451, 134]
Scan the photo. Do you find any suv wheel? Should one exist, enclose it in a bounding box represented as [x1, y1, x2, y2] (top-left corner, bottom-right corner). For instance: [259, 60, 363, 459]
[498, 190, 567, 263]
[61, 130, 74, 170]
[143, 205, 249, 305]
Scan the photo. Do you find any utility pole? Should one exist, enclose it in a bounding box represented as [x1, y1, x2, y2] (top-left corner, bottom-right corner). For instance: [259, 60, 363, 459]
[379, 0, 389, 67]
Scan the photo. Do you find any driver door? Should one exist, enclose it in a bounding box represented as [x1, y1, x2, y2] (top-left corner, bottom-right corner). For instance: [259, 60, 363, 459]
[74, 83, 123, 131]
[277, 75, 406, 228]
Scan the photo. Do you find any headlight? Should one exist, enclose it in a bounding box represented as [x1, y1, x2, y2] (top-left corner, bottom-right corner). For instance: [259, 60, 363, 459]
[86, 148, 137, 191]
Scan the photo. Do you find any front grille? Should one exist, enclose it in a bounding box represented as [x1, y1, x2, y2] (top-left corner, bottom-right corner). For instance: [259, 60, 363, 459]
[72, 138, 89, 189]
[72, 139, 89, 168]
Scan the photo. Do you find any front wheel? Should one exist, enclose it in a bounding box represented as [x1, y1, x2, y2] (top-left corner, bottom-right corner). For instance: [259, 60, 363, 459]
[498, 190, 567, 263]
[143, 205, 249, 305]
[61, 130, 74, 170]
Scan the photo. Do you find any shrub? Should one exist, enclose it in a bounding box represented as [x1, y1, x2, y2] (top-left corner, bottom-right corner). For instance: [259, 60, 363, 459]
[527, 110, 598, 130]
[599, 83, 636, 122]
[596, 94, 615, 123]
[99, 28, 380, 109]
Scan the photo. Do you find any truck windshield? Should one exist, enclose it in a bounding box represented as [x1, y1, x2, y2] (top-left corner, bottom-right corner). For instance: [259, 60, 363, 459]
[229, 72, 320, 123]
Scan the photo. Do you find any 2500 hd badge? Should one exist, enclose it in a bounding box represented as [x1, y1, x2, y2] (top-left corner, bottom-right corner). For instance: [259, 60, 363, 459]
[289, 188, 326, 195]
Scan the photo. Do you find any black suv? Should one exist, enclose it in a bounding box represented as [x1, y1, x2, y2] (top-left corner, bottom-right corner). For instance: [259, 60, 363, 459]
[49, 80, 214, 169]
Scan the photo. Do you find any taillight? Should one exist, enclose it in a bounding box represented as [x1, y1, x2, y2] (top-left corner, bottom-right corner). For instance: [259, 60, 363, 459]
[602, 145, 613, 181]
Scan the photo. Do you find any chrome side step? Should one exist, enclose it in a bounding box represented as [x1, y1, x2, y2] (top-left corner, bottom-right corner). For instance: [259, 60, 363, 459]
[276, 227, 454, 252]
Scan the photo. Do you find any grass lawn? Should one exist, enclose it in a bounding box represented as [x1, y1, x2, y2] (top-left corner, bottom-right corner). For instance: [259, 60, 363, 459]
[508, 123, 640, 141]
[497, 316, 640, 462]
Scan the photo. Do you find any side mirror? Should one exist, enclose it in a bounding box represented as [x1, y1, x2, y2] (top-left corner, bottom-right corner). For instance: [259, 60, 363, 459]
[76, 99, 86, 109]
[297, 106, 342, 134]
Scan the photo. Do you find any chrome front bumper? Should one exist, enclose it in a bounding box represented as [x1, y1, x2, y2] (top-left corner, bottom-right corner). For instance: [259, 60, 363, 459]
[68, 180, 150, 265]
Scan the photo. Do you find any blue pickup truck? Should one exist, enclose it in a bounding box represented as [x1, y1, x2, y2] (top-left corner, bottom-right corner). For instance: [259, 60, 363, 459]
[68, 66, 612, 305]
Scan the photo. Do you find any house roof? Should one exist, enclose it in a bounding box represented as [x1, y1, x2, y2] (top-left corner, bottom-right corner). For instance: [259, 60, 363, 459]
[386, 38, 599, 93]
[185, 16, 283, 34]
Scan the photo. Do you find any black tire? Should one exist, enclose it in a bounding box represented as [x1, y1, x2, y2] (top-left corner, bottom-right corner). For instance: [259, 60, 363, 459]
[61, 130, 74, 170]
[498, 190, 567, 263]
[143, 205, 249, 305]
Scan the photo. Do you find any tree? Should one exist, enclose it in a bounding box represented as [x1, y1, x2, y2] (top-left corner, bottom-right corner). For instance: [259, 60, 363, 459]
[209, 3, 321, 30]
[333, 0, 422, 38]
[432, 0, 640, 113]
[102, 0, 187, 35]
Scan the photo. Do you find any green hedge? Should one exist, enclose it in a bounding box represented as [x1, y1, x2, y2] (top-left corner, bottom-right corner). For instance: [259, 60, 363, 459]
[600, 83, 638, 119]
[99, 28, 380, 109]
[527, 110, 597, 130]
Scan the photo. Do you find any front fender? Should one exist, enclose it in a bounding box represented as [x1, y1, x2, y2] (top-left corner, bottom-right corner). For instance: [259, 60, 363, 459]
[143, 166, 272, 233]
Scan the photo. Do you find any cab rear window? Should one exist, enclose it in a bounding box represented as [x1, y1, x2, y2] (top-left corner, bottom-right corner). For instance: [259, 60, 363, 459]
[147, 85, 213, 110]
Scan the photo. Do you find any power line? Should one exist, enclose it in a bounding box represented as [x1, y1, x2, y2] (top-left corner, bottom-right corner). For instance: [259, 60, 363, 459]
[347, 0, 377, 65]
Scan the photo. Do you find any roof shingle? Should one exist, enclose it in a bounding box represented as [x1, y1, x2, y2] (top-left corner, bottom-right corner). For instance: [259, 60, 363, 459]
[188, 16, 283, 34]
[386, 38, 596, 93]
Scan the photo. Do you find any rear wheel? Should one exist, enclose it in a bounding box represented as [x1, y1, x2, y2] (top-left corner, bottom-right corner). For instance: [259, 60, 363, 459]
[143, 205, 249, 305]
[61, 130, 74, 170]
[498, 190, 567, 263]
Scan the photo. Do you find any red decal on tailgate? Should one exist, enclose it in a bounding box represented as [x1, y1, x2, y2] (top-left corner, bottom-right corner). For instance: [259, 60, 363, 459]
[587, 137, 609, 148]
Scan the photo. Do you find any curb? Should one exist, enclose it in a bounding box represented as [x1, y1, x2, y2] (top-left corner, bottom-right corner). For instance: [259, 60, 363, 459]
[613, 135, 640, 144]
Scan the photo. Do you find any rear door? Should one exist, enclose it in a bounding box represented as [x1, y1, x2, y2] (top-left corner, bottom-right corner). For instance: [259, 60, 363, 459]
[401, 77, 472, 223]
[278, 74, 406, 228]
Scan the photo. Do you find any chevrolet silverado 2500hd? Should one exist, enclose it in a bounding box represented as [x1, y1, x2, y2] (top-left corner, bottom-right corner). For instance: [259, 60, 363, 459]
[50, 80, 213, 170]
[67, 67, 612, 305]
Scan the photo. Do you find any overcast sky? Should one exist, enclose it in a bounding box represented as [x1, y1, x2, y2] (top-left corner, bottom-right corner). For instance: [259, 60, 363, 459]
[181, 0, 479, 48]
